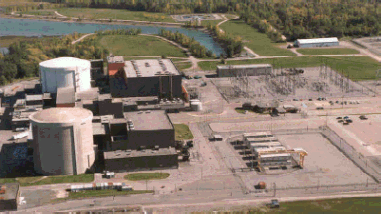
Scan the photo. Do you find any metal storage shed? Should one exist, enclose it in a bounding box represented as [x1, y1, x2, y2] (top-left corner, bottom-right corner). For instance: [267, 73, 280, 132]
[294, 37, 339, 48]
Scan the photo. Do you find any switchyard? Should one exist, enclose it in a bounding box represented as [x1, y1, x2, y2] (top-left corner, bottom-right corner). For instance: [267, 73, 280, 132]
[212, 66, 373, 103]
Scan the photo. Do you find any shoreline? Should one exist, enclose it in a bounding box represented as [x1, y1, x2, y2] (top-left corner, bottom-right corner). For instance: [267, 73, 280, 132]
[1, 14, 186, 28]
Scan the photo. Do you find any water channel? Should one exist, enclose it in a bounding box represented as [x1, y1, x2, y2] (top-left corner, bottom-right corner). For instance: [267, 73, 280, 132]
[0, 17, 224, 56]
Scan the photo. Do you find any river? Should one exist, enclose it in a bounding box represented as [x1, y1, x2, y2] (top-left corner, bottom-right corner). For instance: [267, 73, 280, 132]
[0, 17, 224, 56]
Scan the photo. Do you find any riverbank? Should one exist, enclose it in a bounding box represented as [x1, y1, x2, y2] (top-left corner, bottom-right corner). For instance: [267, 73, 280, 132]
[3, 13, 184, 28]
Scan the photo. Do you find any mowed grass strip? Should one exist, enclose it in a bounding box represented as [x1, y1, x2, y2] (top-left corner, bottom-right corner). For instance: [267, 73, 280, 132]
[0, 174, 94, 186]
[65, 190, 153, 200]
[263, 197, 381, 213]
[18, 10, 55, 16]
[57, 8, 174, 23]
[98, 35, 187, 57]
[198, 56, 380, 80]
[173, 124, 194, 140]
[219, 20, 295, 56]
[124, 173, 170, 181]
[297, 48, 360, 55]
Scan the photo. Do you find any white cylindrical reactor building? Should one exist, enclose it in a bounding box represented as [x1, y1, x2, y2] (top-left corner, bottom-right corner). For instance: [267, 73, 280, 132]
[39, 57, 91, 93]
[30, 108, 95, 175]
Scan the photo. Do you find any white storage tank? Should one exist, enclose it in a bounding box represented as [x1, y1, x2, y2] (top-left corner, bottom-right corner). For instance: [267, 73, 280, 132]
[30, 107, 95, 175]
[190, 99, 202, 111]
[39, 57, 91, 93]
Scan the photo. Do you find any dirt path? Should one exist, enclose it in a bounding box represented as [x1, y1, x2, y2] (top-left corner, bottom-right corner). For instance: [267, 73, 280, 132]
[71, 33, 95, 45]
[54, 11, 67, 18]
[289, 48, 303, 56]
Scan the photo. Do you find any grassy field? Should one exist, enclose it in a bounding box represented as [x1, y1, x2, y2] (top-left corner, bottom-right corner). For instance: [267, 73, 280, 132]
[173, 124, 194, 140]
[174, 62, 192, 71]
[261, 197, 381, 213]
[219, 20, 295, 56]
[57, 8, 175, 23]
[17, 10, 55, 16]
[98, 35, 187, 57]
[199, 56, 380, 80]
[297, 48, 360, 55]
[62, 190, 153, 200]
[0, 174, 94, 186]
[201, 19, 222, 27]
[124, 173, 170, 181]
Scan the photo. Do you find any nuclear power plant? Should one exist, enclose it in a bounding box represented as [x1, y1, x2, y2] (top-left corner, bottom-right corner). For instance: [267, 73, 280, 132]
[29, 108, 96, 175]
[5, 56, 185, 177]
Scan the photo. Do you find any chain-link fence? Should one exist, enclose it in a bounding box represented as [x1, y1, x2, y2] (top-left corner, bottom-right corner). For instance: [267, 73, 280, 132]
[320, 126, 381, 183]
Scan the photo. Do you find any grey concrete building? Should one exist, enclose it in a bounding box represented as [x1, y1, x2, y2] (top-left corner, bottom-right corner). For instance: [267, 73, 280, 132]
[104, 147, 178, 172]
[216, 64, 273, 77]
[29, 108, 97, 175]
[110, 59, 182, 99]
[107, 110, 175, 151]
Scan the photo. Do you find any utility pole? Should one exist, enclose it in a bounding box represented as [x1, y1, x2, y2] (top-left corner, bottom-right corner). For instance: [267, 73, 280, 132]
[273, 182, 276, 197]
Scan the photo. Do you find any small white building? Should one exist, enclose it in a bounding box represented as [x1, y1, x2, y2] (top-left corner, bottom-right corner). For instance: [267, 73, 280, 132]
[294, 37, 339, 48]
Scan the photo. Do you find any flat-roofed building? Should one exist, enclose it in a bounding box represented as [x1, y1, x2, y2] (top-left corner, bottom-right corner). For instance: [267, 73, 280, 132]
[216, 64, 273, 77]
[110, 59, 182, 99]
[104, 147, 178, 172]
[294, 37, 339, 48]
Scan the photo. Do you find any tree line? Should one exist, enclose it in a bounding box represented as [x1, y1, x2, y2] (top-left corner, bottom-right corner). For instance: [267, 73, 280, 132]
[158, 29, 214, 58]
[205, 24, 243, 57]
[240, 1, 379, 41]
[95, 28, 142, 36]
[0, 33, 109, 86]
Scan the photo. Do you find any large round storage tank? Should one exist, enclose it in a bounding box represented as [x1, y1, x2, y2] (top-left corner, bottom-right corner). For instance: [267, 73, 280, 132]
[39, 57, 91, 93]
[30, 107, 95, 175]
[190, 99, 202, 111]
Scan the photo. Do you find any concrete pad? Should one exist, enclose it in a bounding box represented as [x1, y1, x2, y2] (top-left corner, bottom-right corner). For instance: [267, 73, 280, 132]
[244, 133, 375, 189]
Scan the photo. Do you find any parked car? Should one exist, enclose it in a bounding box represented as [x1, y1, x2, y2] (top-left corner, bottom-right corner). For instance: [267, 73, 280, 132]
[343, 121, 349, 125]
[336, 117, 342, 119]
[308, 99, 313, 101]
[338, 120, 344, 123]
[359, 115, 368, 120]
[343, 116, 350, 120]
[316, 107, 324, 110]
[269, 199, 280, 208]
[194, 75, 202, 79]
[293, 98, 299, 101]
[345, 119, 353, 123]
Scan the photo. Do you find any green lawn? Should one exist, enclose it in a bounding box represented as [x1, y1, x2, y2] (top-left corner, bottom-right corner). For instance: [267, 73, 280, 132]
[219, 20, 295, 56]
[17, 10, 55, 16]
[57, 8, 175, 23]
[0, 174, 94, 186]
[235, 108, 255, 114]
[297, 48, 360, 55]
[174, 62, 192, 71]
[124, 173, 170, 181]
[262, 197, 381, 213]
[62, 190, 153, 201]
[98, 35, 187, 57]
[201, 19, 222, 27]
[199, 56, 380, 80]
[173, 124, 194, 141]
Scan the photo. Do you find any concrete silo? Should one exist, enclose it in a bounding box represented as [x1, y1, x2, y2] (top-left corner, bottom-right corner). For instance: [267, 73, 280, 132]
[29, 107, 95, 175]
[39, 57, 91, 93]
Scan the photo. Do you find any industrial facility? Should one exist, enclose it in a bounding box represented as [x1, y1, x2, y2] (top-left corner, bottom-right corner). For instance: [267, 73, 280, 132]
[243, 132, 307, 170]
[216, 64, 273, 77]
[293, 37, 339, 48]
[96, 110, 178, 172]
[39, 57, 91, 93]
[29, 108, 96, 175]
[108, 56, 183, 98]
